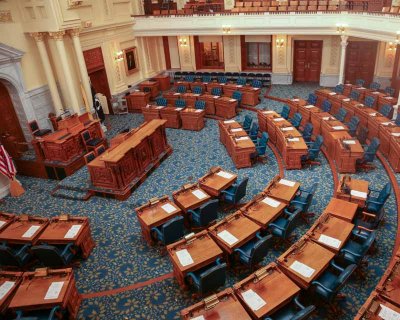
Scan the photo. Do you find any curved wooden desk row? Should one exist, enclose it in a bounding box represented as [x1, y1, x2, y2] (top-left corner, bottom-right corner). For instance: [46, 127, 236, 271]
[313, 88, 400, 173]
[0, 268, 80, 319]
[0, 212, 95, 260]
[174, 80, 261, 107]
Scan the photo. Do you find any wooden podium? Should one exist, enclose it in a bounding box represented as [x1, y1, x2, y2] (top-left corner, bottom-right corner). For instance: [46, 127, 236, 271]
[125, 91, 151, 113]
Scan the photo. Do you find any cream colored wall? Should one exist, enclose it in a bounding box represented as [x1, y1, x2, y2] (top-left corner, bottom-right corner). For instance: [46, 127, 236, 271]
[223, 35, 241, 72]
[168, 36, 181, 69]
[375, 42, 395, 80]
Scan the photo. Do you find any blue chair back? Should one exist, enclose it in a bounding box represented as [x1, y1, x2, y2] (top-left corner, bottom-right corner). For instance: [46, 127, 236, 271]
[161, 216, 184, 245]
[347, 116, 360, 136]
[335, 84, 344, 94]
[177, 85, 186, 94]
[211, 87, 222, 96]
[379, 104, 392, 118]
[218, 76, 227, 84]
[335, 108, 347, 122]
[356, 79, 365, 86]
[291, 113, 302, 128]
[156, 97, 167, 106]
[396, 113, 400, 126]
[197, 260, 227, 295]
[357, 126, 369, 145]
[257, 132, 269, 155]
[232, 91, 243, 102]
[195, 100, 206, 110]
[0, 243, 30, 267]
[251, 79, 262, 88]
[196, 200, 219, 226]
[349, 90, 360, 101]
[232, 177, 249, 204]
[364, 95, 375, 107]
[237, 78, 246, 86]
[31, 244, 74, 267]
[175, 99, 186, 108]
[249, 122, 259, 139]
[202, 75, 211, 83]
[385, 86, 395, 97]
[308, 135, 323, 160]
[322, 100, 332, 113]
[184, 75, 195, 82]
[285, 208, 303, 238]
[364, 137, 380, 162]
[302, 123, 313, 142]
[243, 115, 252, 130]
[192, 86, 203, 95]
[376, 182, 392, 204]
[307, 93, 317, 105]
[281, 105, 290, 120]
[369, 82, 381, 90]
[249, 235, 273, 266]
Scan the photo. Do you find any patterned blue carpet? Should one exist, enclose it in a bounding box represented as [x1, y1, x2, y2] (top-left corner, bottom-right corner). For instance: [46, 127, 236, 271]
[0, 83, 397, 319]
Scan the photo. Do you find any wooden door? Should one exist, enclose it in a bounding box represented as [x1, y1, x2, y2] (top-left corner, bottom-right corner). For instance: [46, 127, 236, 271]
[293, 41, 323, 82]
[345, 41, 378, 86]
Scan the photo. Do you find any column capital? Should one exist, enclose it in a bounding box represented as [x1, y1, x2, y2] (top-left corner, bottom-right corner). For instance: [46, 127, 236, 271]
[30, 32, 46, 42]
[340, 35, 349, 47]
[48, 31, 65, 41]
[68, 28, 81, 38]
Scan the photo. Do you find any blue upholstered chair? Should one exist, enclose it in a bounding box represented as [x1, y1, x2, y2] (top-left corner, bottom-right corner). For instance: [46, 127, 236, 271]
[237, 77, 247, 86]
[357, 126, 369, 147]
[364, 96, 375, 108]
[156, 97, 167, 106]
[202, 75, 211, 83]
[177, 85, 187, 94]
[211, 87, 222, 97]
[369, 82, 381, 91]
[186, 258, 227, 295]
[385, 86, 395, 97]
[84, 152, 95, 164]
[301, 135, 323, 167]
[356, 79, 365, 87]
[356, 138, 380, 171]
[175, 99, 186, 108]
[0, 242, 31, 267]
[339, 227, 376, 266]
[241, 115, 253, 133]
[251, 79, 262, 88]
[322, 99, 332, 113]
[290, 113, 302, 129]
[220, 177, 249, 208]
[354, 208, 385, 231]
[31, 243, 75, 267]
[195, 100, 206, 110]
[188, 200, 219, 228]
[280, 105, 290, 120]
[290, 183, 318, 223]
[379, 104, 392, 118]
[15, 306, 62, 320]
[192, 86, 203, 95]
[81, 130, 102, 151]
[311, 260, 357, 303]
[365, 182, 391, 214]
[349, 90, 360, 101]
[395, 113, 400, 126]
[334, 84, 344, 94]
[151, 216, 184, 245]
[232, 91, 243, 107]
[334, 108, 347, 122]
[301, 123, 313, 142]
[307, 93, 317, 105]
[264, 295, 315, 320]
[218, 76, 228, 84]
[184, 75, 195, 82]
[345, 116, 360, 136]
[251, 132, 269, 163]
[268, 207, 302, 244]
[249, 122, 259, 143]
[234, 233, 273, 270]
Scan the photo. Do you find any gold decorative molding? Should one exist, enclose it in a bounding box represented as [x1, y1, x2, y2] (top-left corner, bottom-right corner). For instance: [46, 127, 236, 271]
[67, 0, 83, 8]
[68, 28, 81, 37]
[30, 32, 46, 42]
[48, 31, 65, 41]
[0, 10, 12, 23]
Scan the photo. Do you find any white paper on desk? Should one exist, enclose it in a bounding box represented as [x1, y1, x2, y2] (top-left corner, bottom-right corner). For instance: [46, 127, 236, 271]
[173, 93, 180, 95]
[203, 82, 209, 84]
[332, 126, 345, 130]
[195, 109, 203, 113]
[343, 98, 350, 102]
[350, 190, 368, 199]
[385, 96, 393, 100]
[64, 224, 82, 239]
[213, 96, 220, 99]
[0, 221, 5, 228]
[242, 289, 267, 311]
[229, 99, 237, 102]
[263, 110, 274, 114]
[369, 112, 377, 117]
[382, 122, 392, 126]
[231, 128, 243, 132]
[281, 127, 294, 131]
[156, 106, 164, 109]
[192, 189, 207, 200]
[359, 87, 366, 90]
[392, 133, 400, 137]
[217, 230, 239, 245]
[292, 99, 300, 102]
[304, 105, 314, 109]
[279, 179, 296, 187]
[253, 88, 258, 91]
[190, 316, 205, 320]
[44, 281, 65, 300]
[194, 94, 201, 97]
[273, 117, 284, 122]
[224, 120, 235, 124]
[216, 171, 234, 179]
[322, 117, 330, 120]
[237, 85, 243, 88]
[236, 137, 250, 141]
[372, 91, 380, 94]
[176, 249, 194, 267]
[0, 281, 15, 300]
[290, 260, 315, 278]
[161, 203, 177, 214]
[329, 92, 337, 95]
[175, 108, 183, 111]
[220, 83, 226, 86]
[262, 196, 281, 208]
[287, 138, 300, 142]
[343, 140, 356, 145]
[22, 225, 40, 238]
[318, 234, 341, 249]
[379, 304, 400, 320]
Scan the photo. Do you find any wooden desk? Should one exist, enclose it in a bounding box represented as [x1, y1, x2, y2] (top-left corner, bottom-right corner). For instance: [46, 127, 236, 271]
[287, 98, 307, 119]
[310, 112, 332, 136]
[297, 104, 321, 127]
[378, 124, 400, 157]
[189, 81, 207, 93]
[172, 184, 211, 214]
[160, 106, 182, 129]
[0, 271, 22, 315]
[378, 95, 397, 111]
[163, 91, 182, 106]
[0, 212, 15, 233]
[125, 91, 151, 113]
[223, 84, 261, 107]
[0, 215, 48, 245]
[307, 212, 354, 253]
[139, 80, 159, 99]
[277, 236, 335, 289]
[174, 81, 191, 91]
[180, 108, 205, 131]
[198, 167, 237, 197]
[215, 97, 238, 119]
[355, 291, 400, 320]
[153, 74, 171, 91]
[167, 230, 223, 288]
[135, 196, 182, 245]
[257, 109, 276, 133]
[352, 86, 367, 102]
[327, 93, 348, 116]
[180, 288, 252, 320]
[263, 178, 300, 204]
[208, 212, 261, 258]
[37, 215, 95, 259]
[376, 257, 400, 308]
[206, 82, 224, 94]
[367, 114, 392, 142]
[323, 198, 358, 222]
[182, 93, 200, 108]
[241, 193, 287, 228]
[9, 268, 81, 319]
[336, 176, 369, 207]
[234, 263, 301, 319]
[141, 104, 162, 122]
[334, 135, 364, 173]
[320, 118, 349, 158]
[388, 135, 400, 172]
[315, 88, 332, 107]
[198, 94, 217, 115]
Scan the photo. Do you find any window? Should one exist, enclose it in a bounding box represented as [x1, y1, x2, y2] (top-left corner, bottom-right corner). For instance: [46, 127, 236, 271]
[194, 36, 224, 69]
[241, 36, 272, 71]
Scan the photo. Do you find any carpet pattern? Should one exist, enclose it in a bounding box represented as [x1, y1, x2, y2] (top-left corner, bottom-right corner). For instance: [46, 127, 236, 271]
[0, 83, 397, 320]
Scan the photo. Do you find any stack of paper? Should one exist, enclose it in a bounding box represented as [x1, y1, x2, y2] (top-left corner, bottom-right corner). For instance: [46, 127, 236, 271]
[156, 106, 164, 109]
[176, 249, 194, 267]
[322, 117, 330, 120]
[350, 190, 367, 199]
[242, 289, 267, 311]
[0, 281, 15, 300]
[195, 109, 202, 113]
[343, 98, 350, 102]
[217, 230, 239, 245]
[44, 281, 65, 300]
[224, 120, 235, 124]
[174, 93, 180, 95]
[229, 99, 237, 102]
[304, 105, 314, 109]
[213, 96, 220, 99]
[64, 225, 82, 239]
[369, 112, 377, 117]
[273, 118, 284, 122]
[318, 234, 341, 249]
[290, 260, 315, 278]
[287, 138, 300, 142]
[392, 133, 400, 137]
[22, 225, 41, 238]
[279, 179, 296, 187]
[190, 316, 205, 320]
[175, 108, 183, 111]
[0, 221, 5, 228]
[192, 189, 207, 200]
[332, 126, 345, 130]
[262, 197, 281, 208]
[343, 140, 356, 145]
[378, 304, 400, 320]
[236, 137, 250, 141]
[161, 203, 177, 214]
[216, 171, 234, 179]
[231, 128, 243, 132]
[263, 110, 274, 114]
[329, 92, 337, 95]
[282, 127, 294, 131]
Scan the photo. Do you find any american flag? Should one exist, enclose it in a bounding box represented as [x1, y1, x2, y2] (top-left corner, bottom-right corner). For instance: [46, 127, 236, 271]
[0, 145, 16, 180]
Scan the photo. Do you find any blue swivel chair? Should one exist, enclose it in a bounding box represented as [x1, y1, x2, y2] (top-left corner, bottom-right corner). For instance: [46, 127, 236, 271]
[356, 138, 380, 171]
[385, 86, 395, 97]
[241, 115, 253, 133]
[251, 79, 262, 88]
[349, 90, 360, 101]
[311, 260, 357, 303]
[268, 207, 302, 244]
[290, 183, 318, 223]
[202, 75, 211, 83]
[15, 306, 62, 320]
[195, 100, 206, 110]
[280, 105, 290, 120]
[307, 93, 317, 105]
[251, 132, 269, 163]
[177, 85, 187, 94]
[234, 233, 273, 270]
[334, 84, 344, 94]
[220, 177, 249, 209]
[379, 104, 392, 118]
[264, 295, 315, 320]
[301, 123, 313, 142]
[365, 182, 391, 214]
[156, 97, 167, 106]
[0, 242, 31, 267]
[232, 91, 243, 107]
[395, 113, 400, 126]
[364, 96, 375, 108]
[188, 200, 219, 228]
[301, 135, 323, 167]
[151, 216, 184, 246]
[31, 243, 75, 267]
[369, 82, 381, 91]
[354, 208, 385, 231]
[237, 77, 247, 86]
[184, 75, 195, 82]
[218, 76, 228, 84]
[175, 99, 186, 108]
[290, 113, 302, 129]
[174, 72, 182, 81]
[345, 116, 360, 136]
[334, 108, 347, 122]
[192, 86, 203, 95]
[322, 100, 332, 113]
[211, 87, 222, 97]
[356, 79, 365, 87]
[186, 258, 227, 295]
[249, 122, 259, 143]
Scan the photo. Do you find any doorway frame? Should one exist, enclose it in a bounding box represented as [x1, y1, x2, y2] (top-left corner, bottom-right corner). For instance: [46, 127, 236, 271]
[293, 39, 323, 83]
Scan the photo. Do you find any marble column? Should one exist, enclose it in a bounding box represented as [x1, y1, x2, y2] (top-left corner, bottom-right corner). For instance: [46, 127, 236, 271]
[69, 28, 93, 111]
[30, 32, 64, 115]
[49, 31, 81, 115]
[338, 35, 348, 85]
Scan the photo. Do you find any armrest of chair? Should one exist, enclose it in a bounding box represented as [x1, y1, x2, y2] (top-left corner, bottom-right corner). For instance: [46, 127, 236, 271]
[221, 189, 235, 197]
[187, 209, 196, 216]
[311, 280, 334, 293]
[268, 222, 285, 231]
[16, 244, 31, 256]
[150, 227, 163, 240]
[49, 306, 61, 319]
[341, 248, 362, 258]
[234, 248, 251, 258]
[330, 260, 344, 273]
[366, 199, 383, 206]
[293, 295, 305, 309]
[61, 243, 75, 256]
[290, 199, 307, 206]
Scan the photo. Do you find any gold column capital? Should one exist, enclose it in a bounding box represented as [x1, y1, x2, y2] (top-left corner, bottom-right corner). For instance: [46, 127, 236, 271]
[48, 31, 65, 41]
[30, 32, 46, 42]
[68, 28, 81, 38]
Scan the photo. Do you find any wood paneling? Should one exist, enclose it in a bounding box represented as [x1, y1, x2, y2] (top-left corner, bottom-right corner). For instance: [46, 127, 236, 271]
[162, 36, 171, 70]
[392, 44, 400, 96]
[293, 40, 323, 82]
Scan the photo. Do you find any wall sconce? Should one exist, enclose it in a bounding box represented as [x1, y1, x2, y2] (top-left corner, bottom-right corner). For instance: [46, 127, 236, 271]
[395, 31, 400, 45]
[276, 38, 284, 48]
[222, 26, 231, 34]
[114, 51, 124, 62]
[336, 23, 347, 35]
[179, 38, 188, 47]
[388, 42, 397, 51]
